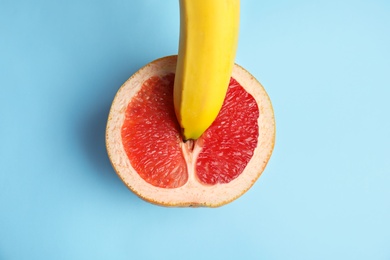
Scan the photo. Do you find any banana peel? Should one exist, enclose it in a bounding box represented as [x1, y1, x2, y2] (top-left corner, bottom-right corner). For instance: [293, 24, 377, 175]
[174, 0, 240, 140]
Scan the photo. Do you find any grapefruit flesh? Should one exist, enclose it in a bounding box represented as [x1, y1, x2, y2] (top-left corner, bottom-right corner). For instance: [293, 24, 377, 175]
[106, 56, 275, 207]
[121, 74, 188, 189]
[121, 74, 259, 189]
[196, 77, 259, 185]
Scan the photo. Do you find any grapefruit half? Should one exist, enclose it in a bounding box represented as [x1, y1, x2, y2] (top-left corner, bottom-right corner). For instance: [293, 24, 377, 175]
[106, 55, 275, 207]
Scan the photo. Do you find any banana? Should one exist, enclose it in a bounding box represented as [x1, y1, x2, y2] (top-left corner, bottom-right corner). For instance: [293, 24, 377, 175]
[174, 0, 240, 140]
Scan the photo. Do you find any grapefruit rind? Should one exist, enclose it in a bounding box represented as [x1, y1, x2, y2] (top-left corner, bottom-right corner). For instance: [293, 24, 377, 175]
[106, 55, 275, 207]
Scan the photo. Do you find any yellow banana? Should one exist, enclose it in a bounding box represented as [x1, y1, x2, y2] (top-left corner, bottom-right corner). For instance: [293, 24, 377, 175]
[174, 0, 240, 140]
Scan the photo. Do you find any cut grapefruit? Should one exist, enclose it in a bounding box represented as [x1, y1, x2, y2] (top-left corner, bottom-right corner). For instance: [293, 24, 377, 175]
[106, 55, 275, 207]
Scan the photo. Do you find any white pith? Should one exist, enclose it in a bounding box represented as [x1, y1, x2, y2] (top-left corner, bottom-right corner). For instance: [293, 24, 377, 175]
[106, 56, 275, 207]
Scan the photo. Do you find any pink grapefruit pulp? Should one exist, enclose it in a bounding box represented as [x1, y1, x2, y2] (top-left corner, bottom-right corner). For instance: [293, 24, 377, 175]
[106, 56, 275, 207]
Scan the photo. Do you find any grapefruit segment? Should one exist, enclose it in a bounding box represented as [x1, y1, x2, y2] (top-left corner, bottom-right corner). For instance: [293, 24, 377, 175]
[106, 56, 275, 207]
[121, 74, 188, 188]
[196, 78, 259, 185]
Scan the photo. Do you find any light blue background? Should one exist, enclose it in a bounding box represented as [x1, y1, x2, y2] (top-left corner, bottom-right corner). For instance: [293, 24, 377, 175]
[1, 0, 389, 259]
